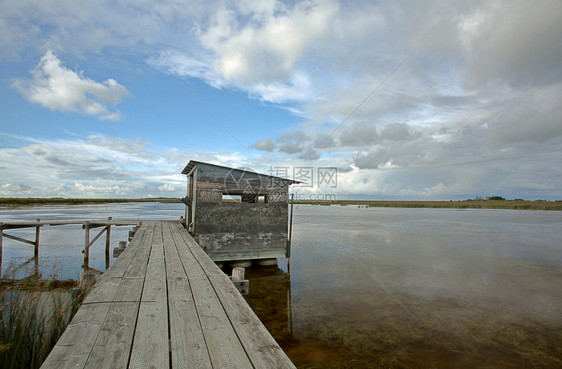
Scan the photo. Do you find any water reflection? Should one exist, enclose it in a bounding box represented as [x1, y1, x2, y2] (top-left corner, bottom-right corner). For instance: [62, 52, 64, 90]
[2, 203, 561, 368]
[243, 266, 293, 337]
[245, 206, 562, 369]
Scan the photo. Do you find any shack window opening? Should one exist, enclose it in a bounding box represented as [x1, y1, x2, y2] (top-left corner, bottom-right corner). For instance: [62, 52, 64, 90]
[258, 195, 268, 203]
[222, 194, 241, 202]
[241, 193, 257, 203]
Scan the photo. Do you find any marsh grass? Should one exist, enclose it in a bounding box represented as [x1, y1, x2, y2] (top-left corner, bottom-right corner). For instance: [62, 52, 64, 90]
[0, 273, 89, 369]
[0, 197, 180, 206]
[297, 199, 562, 210]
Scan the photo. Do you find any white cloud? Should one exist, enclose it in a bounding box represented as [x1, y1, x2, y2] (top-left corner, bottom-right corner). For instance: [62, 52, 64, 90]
[12, 51, 131, 121]
[0, 183, 34, 196]
[0, 133, 258, 198]
[253, 138, 276, 152]
[2, 1, 562, 200]
[158, 183, 176, 192]
[156, 0, 338, 103]
[199, 1, 338, 85]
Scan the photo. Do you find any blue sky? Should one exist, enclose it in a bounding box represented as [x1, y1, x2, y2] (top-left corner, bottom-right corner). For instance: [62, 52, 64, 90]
[1, 0, 561, 200]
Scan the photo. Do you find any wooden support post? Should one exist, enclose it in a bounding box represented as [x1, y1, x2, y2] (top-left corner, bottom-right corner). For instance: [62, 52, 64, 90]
[34, 218, 41, 257]
[231, 267, 249, 295]
[33, 255, 39, 277]
[232, 267, 245, 281]
[83, 221, 90, 268]
[80, 269, 96, 288]
[113, 241, 127, 257]
[105, 218, 112, 270]
[105, 217, 112, 254]
[0, 223, 3, 277]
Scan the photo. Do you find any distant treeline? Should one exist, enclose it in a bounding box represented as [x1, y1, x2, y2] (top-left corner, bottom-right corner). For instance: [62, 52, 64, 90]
[295, 199, 562, 211]
[0, 197, 181, 206]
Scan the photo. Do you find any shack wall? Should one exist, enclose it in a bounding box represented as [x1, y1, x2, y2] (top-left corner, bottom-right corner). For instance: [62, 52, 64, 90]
[188, 162, 291, 261]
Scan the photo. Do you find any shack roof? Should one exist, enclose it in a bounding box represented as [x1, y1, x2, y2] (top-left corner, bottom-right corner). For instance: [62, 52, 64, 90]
[181, 160, 301, 184]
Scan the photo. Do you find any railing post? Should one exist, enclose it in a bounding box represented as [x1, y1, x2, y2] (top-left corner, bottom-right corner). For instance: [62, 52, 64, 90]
[105, 217, 112, 254]
[83, 221, 90, 268]
[105, 217, 112, 269]
[35, 218, 41, 257]
[0, 223, 3, 277]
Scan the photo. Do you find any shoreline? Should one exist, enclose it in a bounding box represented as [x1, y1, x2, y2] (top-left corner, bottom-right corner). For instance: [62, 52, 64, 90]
[0, 197, 561, 210]
[295, 199, 562, 210]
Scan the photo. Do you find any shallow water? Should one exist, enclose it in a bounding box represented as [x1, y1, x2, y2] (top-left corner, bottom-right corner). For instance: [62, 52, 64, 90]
[0, 202, 184, 279]
[245, 205, 562, 368]
[2, 203, 561, 368]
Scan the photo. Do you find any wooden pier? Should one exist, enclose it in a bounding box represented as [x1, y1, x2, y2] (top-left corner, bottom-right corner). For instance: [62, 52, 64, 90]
[0, 218, 142, 270]
[40, 221, 295, 369]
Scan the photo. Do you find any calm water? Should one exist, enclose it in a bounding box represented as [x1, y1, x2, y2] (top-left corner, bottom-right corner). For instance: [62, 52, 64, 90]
[2, 203, 561, 368]
[246, 205, 562, 369]
[0, 202, 185, 279]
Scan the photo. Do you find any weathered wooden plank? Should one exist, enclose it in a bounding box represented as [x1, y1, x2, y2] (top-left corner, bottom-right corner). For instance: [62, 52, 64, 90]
[209, 249, 287, 262]
[40, 302, 112, 369]
[129, 222, 169, 369]
[40, 227, 153, 369]
[172, 223, 224, 276]
[208, 273, 296, 369]
[83, 278, 144, 369]
[121, 223, 154, 279]
[1, 220, 141, 229]
[43, 221, 295, 369]
[83, 225, 150, 305]
[169, 223, 253, 369]
[2, 232, 36, 245]
[162, 222, 212, 369]
[171, 222, 296, 369]
[95, 224, 148, 282]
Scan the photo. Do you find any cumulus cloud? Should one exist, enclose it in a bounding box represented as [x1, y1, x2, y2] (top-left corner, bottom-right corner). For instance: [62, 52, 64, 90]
[199, 1, 338, 85]
[156, 0, 337, 103]
[12, 51, 131, 121]
[0, 133, 261, 198]
[253, 138, 276, 152]
[339, 121, 378, 147]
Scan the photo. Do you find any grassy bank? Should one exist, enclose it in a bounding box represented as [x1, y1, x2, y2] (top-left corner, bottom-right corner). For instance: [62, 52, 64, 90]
[1, 197, 561, 210]
[295, 199, 562, 210]
[0, 197, 181, 206]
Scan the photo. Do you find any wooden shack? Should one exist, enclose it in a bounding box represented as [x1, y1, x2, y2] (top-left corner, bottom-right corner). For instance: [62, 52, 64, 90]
[181, 161, 299, 263]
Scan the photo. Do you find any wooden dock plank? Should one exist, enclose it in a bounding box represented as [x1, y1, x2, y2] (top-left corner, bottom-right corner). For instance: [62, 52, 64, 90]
[171, 222, 297, 369]
[81, 225, 150, 305]
[162, 222, 212, 369]
[41, 221, 295, 369]
[83, 225, 154, 368]
[208, 273, 296, 369]
[129, 222, 170, 369]
[83, 282, 141, 368]
[169, 223, 254, 369]
[40, 225, 151, 369]
[99, 225, 148, 281]
[39, 302, 113, 369]
[122, 223, 154, 279]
